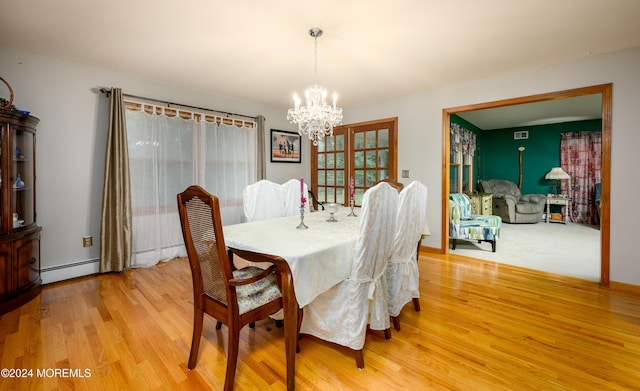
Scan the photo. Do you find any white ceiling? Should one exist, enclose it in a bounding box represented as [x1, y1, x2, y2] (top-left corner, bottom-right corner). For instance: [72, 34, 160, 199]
[457, 94, 603, 130]
[1, 1, 639, 127]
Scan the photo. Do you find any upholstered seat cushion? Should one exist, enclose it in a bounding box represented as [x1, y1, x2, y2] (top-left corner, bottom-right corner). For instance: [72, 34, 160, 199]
[515, 201, 542, 214]
[456, 215, 501, 240]
[232, 266, 282, 314]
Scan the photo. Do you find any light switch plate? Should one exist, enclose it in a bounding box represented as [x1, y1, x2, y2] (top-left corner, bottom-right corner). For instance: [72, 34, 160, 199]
[402, 170, 410, 178]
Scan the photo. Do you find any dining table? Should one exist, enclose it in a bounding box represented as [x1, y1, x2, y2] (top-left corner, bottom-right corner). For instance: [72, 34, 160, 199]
[223, 206, 360, 391]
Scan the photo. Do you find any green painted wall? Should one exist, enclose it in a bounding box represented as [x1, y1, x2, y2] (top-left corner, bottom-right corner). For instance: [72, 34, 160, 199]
[477, 119, 601, 194]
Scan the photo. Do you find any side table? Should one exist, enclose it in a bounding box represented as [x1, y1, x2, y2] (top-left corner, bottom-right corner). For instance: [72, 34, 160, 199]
[546, 194, 570, 224]
[465, 192, 492, 216]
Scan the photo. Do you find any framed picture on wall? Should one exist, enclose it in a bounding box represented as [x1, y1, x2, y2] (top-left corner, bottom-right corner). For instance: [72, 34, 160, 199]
[270, 129, 301, 163]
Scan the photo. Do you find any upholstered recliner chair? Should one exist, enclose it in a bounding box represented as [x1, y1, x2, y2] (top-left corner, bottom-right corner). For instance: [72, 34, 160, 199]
[478, 179, 546, 224]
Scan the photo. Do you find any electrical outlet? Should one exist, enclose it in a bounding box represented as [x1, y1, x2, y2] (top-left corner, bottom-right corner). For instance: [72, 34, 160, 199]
[402, 170, 410, 178]
[83, 236, 93, 247]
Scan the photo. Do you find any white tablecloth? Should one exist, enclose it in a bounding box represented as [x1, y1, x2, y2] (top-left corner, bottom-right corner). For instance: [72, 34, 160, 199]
[223, 207, 360, 307]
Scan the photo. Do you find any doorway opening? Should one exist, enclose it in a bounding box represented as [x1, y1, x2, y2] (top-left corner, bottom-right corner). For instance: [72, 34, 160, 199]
[442, 84, 612, 285]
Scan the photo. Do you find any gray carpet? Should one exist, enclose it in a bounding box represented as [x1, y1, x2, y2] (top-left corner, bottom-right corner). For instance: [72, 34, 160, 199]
[449, 221, 601, 281]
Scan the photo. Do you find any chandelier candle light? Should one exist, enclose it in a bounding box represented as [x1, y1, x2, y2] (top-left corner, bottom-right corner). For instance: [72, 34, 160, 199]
[287, 28, 343, 146]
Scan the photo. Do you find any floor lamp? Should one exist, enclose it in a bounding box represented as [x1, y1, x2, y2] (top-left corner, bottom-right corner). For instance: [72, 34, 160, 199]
[517, 146, 525, 190]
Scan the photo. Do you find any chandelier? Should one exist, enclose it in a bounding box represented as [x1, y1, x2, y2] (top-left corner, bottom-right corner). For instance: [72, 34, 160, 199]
[287, 28, 343, 146]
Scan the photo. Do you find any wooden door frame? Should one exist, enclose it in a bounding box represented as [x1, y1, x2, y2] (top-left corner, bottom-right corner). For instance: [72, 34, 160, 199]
[310, 117, 398, 206]
[442, 83, 612, 286]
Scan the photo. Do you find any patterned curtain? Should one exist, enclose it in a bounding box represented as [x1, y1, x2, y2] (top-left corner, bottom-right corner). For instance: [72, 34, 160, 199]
[560, 131, 601, 224]
[450, 123, 476, 156]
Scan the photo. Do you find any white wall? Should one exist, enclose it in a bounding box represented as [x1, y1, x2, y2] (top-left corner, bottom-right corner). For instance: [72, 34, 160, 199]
[2, 46, 639, 286]
[0, 47, 307, 283]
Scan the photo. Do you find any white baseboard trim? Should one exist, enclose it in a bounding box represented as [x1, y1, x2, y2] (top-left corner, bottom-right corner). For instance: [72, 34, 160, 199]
[41, 258, 100, 285]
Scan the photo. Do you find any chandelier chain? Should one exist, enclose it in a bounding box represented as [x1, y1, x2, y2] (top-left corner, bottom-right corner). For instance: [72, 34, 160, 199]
[314, 34, 318, 84]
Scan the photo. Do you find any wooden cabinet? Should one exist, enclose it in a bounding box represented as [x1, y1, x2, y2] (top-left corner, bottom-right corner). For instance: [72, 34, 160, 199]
[0, 109, 42, 314]
[466, 192, 492, 216]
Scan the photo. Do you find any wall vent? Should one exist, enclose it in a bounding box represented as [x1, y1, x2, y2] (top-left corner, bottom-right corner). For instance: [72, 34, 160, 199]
[514, 130, 529, 140]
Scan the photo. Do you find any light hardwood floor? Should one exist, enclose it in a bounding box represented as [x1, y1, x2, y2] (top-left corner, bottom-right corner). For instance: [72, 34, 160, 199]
[1, 254, 639, 390]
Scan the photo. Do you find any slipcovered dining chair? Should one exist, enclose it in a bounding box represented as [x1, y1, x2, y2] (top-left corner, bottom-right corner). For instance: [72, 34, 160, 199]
[242, 179, 304, 325]
[376, 178, 404, 192]
[282, 178, 311, 215]
[177, 185, 283, 391]
[243, 179, 285, 222]
[299, 182, 398, 369]
[387, 181, 428, 331]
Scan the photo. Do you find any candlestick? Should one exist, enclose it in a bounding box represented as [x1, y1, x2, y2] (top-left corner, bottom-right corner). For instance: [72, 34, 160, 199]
[347, 198, 357, 217]
[296, 207, 308, 229]
[349, 176, 355, 201]
[300, 177, 306, 208]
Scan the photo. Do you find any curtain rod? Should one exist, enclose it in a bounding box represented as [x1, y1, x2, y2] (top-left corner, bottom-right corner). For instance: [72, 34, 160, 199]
[99, 88, 257, 121]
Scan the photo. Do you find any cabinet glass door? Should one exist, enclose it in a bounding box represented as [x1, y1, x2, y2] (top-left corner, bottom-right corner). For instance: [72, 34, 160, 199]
[11, 128, 35, 230]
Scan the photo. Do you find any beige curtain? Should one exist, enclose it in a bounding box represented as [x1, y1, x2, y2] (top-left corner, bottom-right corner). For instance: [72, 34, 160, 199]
[99, 88, 132, 272]
[256, 115, 266, 180]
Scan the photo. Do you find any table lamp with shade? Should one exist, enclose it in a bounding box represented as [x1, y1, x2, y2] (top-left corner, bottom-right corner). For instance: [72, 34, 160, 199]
[545, 167, 570, 196]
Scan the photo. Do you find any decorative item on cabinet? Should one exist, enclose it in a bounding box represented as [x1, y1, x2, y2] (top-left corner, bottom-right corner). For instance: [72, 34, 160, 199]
[13, 173, 25, 189]
[0, 108, 42, 314]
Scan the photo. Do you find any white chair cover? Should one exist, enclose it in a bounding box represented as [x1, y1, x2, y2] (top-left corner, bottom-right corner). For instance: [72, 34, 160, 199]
[387, 181, 428, 317]
[241, 179, 289, 321]
[300, 182, 398, 350]
[282, 179, 311, 215]
[243, 180, 285, 222]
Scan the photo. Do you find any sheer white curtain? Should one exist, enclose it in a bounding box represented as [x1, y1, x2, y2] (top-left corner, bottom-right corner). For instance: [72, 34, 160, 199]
[201, 120, 258, 224]
[125, 104, 257, 267]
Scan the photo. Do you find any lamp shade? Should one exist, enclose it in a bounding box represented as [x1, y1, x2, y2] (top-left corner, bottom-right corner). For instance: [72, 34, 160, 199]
[545, 167, 570, 180]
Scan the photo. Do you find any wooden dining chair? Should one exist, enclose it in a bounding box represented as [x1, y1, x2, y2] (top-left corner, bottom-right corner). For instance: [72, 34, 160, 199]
[307, 189, 325, 211]
[177, 185, 284, 391]
[299, 182, 398, 369]
[387, 181, 428, 331]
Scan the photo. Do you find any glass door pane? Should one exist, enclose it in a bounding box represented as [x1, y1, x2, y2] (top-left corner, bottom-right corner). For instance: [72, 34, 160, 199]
[450, 165, 460, 193]
[315, 132, 346, 204]
[12, 129, 35, 228]
[312, 119, 397, 208]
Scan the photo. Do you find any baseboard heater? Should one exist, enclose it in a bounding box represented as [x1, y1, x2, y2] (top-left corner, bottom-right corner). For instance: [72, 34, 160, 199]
[41, 258, 100, 285]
